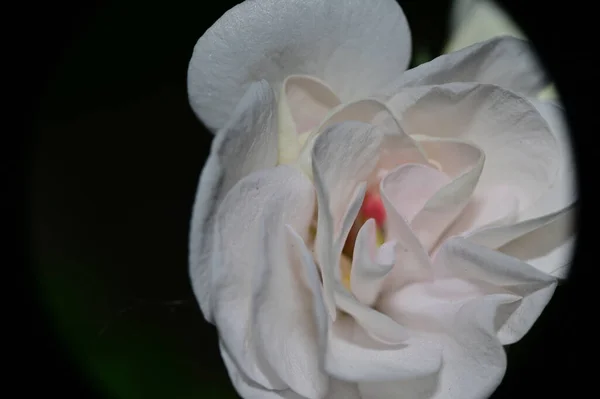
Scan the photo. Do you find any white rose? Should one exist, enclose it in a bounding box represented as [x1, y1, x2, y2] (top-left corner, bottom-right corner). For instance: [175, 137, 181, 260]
[187, 1, 577, 398]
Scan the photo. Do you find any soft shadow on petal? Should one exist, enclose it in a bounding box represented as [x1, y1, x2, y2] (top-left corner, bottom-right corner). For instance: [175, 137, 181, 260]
[425, 295, 513, 399]
[380, 163, 450, 223]
[282, 75, 341, 134]
[311, 122, 410, 343]
[465, 205, 573, 250]
[220, 341, 307, 399]
[440, 185, 520, 242]
[297, 99, 427, 179]
[311, 121, 383, 319]
[389, 82, 560, 214]
[334, 287, 410, 345]
[325, 315, 442, 383]
[384, 139, 485, 254]
[188, 0, 411, 131]
[379, 181, 433, 289]
[312, 122, 383, 236]
[461, 101, 577, 277]
[213, 165, 327, 394]
[415, 130, 521, 242]
[286, 226, 329, 353]
[350, 219, 396, 306]
[410, 140, 485, 252]
[278, 75, 340, 164]
[374, 237, 554, 398]
[377, 288, 516, 399]
[325, 379, 361, 399]
[498, 209, 576, 278]
[189, 80, 277, 322]
[433, 237, 557, 344]
[383, 36, 546, 98]
[524, 100, 577, 217]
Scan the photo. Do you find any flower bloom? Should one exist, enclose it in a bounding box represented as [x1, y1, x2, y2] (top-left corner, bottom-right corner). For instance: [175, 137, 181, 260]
[187, 1, 577, 398]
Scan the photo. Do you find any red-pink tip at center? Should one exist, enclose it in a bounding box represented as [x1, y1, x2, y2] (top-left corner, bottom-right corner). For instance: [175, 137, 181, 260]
[361, 192, 386, 228]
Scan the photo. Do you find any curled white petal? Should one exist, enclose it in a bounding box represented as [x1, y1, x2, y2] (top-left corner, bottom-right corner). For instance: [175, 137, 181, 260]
[189, 0, 412, 131]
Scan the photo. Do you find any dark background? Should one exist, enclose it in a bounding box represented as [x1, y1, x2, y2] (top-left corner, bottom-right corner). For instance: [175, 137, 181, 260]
[20, 0, 588, 398]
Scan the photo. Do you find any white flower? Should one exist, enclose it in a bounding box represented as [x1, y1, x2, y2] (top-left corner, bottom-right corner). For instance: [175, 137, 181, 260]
[187, 1, 577, 398]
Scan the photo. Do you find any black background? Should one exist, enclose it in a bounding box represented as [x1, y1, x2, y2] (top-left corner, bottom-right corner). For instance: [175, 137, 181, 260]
[15, 0, 590, 398]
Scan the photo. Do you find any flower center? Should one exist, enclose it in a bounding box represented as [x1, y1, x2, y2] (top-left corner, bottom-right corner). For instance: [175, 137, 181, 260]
[340, 191, 386, 289]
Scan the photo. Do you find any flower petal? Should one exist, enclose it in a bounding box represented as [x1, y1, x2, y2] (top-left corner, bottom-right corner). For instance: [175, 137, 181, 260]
[350, 219, 396, 306]
[310, 121, 410, 343]
[376, 237, 555, 398]
[389, 82, 560, 215]
[433, 237, 557, 344]
[408, 139, 485, 252]
[312, 121, 383, 237]
[252, 224, 329, 398]
[286, 225, 329, 350]
[498, 209, 576, 278]
[220, 341, 307, 399]
[379, 169, 437, 289]
[212, 165, 326, 393]
[188, 0, 411, 131]
[282, 75, 341, 134]
[325, 379, 361, 399]
[311, 121, 383, 319]
[384, 36, 546, 98]
[297, 98, 427, 179]
[439, 185, 521, 241]
[325, 315, 442, 383]
[380, 163, 451, 223]
[377, 288, 519, 399]
[334, 286, 410, 345]
[524, 100, 577, 217]
[277, 75, 341, 164]
[460, 100, 577, 276]
[465, 205, 573, 250]
[189, 80, 277, 322]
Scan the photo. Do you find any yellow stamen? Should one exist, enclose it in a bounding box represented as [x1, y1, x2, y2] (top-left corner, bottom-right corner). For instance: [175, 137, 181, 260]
[340, 254, 352, 290]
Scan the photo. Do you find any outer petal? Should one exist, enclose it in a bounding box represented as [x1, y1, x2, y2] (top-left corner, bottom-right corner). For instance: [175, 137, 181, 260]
[189, 80, 277, 322]
[499, 209, 576, 278]
[377, 238, 555, 398]
[467, 101, 577, 276]
[519, 100, 576, 218]
[325, 315, 442, 383]
[433, 237, 557, 344]
[389, 83, 560, 216]
[188, 0, 411, 131]
[220, 341, 307, 399]
[213, 165, 327, 395]
[383, 36, 546, 98]
[360, 295, 512, 399]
